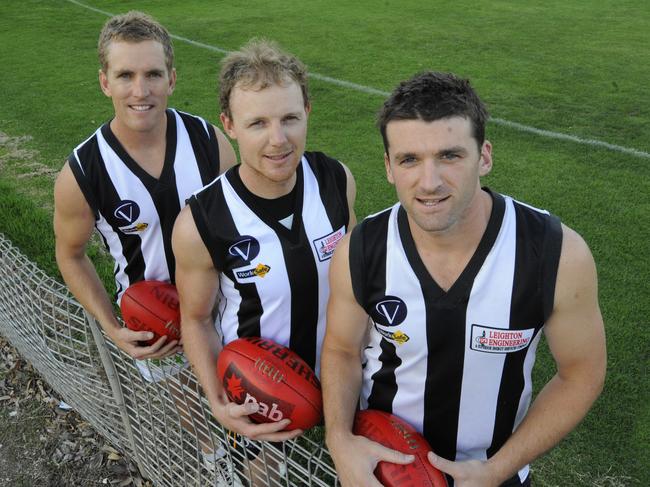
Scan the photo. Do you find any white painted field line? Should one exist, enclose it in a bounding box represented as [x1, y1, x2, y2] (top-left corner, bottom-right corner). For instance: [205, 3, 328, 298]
[66, 0, 650, 160]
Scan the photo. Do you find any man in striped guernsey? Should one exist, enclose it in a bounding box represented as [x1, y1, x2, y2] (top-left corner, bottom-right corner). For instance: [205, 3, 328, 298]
[54, 12, 240, 485]
[54, 11, 235, 366]
[322, 72, 606, 487]
[173, 39, 356, 450]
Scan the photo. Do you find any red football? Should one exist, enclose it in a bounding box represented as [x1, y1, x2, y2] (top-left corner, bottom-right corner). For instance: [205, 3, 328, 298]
[216, 337, 322, 431]
[353, 409, 448, 487]
[120, 280, 181, 346]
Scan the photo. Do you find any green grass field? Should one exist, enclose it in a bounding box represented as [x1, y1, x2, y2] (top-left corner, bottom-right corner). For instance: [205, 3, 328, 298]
[0, 0, 648, 485]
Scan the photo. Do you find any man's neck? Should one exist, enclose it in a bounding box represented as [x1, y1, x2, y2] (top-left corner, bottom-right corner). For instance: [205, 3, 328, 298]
[109, 114, 168, 154]
[238, 164, 297, 199]
[408, 189, 493, 291]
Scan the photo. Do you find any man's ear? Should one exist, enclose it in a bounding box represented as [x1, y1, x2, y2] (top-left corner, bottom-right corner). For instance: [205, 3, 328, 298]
[479, 140, 493, 177]
[99, 69, 111, 97]
[220, 112, 236, 139]
[167, 67, 177, 95]
[385, 153, 395, 185]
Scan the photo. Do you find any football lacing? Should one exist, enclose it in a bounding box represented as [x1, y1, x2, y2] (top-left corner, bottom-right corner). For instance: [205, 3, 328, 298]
[254, 358, 285, 383]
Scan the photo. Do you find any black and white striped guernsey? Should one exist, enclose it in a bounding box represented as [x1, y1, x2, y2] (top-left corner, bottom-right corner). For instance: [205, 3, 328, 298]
[68, 109, 222, 302]
[188, 152, 349, 375]
[350, 189, 562, 486]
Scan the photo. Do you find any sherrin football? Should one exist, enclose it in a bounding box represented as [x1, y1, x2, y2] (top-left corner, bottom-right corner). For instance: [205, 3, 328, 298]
[120, 280, 181, 346]
[216, 337, 322, 431]
[353, 409, 448, 487]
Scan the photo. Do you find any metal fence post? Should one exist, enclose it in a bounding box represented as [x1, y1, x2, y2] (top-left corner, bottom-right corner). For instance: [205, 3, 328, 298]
[85, 311, 144, 476]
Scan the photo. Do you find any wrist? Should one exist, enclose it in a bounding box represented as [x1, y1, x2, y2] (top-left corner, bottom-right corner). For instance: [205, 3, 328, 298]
[484, 456, 513, 485]
[325, 428, 354, 449]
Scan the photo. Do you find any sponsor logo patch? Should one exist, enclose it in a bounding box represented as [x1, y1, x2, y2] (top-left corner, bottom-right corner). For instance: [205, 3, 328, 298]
[312, 226, 345, 262]
[470, 325, 535, 354]
[375, 326, 410, 345]
[233, 263, 271, 283]
[121, 222, 149, 234]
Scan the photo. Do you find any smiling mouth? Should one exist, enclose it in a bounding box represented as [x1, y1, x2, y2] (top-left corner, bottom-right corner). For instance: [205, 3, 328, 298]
[129, 104, 153, 112]
[416, 195, 450, 207]
[264, 150, 293, 162]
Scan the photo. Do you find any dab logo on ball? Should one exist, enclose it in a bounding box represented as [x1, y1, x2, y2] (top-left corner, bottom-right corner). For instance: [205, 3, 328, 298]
[224, 363, 295, 422]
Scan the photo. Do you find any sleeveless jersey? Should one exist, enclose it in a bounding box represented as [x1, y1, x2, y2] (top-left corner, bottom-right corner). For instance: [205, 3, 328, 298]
[350, 190, 562, 486]
[188, 152, 349, 374]
[68, 109, 222, 302]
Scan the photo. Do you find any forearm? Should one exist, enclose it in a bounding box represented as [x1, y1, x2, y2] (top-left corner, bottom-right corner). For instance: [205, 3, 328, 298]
[487, 370, 604, 482]
[182, 316, 224, 406]
[56, 251, 120, 335]
[322, 346, 363, 446]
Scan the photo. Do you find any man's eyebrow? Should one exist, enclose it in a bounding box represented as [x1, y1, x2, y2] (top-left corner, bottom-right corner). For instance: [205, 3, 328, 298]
[392, 151, 417, 160]
[437, 146, 467, 156]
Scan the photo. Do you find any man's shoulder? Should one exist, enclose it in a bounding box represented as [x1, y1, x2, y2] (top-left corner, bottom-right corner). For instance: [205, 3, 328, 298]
[353, 204, 396, 239]
[69, 124, 106, 160]
[168, 108, 215, 137]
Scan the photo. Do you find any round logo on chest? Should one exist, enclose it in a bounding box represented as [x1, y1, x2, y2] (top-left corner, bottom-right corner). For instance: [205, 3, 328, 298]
[371, 296, 408, 327]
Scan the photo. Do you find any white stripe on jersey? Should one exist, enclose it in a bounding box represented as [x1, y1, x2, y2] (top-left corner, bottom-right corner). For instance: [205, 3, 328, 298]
[172, 110, 207, 208]
[218, 175, 293, 348]
[455, 197, 517, 462]
[95, 130, 168, 284]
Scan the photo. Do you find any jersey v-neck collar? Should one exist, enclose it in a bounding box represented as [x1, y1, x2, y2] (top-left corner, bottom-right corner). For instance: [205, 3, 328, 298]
[101, 109, 177, 192]
[397, 188, 505, 306]
[226, 162, 305, 245]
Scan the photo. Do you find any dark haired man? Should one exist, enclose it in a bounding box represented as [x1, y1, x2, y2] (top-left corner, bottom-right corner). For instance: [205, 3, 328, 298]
[321, 72, 606, 487]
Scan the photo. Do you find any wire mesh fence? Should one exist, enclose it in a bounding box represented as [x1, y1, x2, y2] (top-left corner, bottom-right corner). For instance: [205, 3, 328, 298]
[0, 233, 340, 487]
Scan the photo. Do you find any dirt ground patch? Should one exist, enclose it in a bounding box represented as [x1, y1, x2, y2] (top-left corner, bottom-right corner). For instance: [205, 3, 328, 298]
[0, 334, 151, 487]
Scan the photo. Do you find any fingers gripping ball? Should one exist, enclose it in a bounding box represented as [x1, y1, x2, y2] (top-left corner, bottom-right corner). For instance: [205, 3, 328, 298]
[216, 337, 322, 431]
[353, 410, 448, 487]
[120, 280, 181, 346]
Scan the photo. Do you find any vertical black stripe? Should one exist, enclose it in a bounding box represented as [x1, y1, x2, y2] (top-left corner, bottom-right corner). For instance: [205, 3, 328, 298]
[422, 303, 467, 462]
[233, 278, 263, 338]
[280, 165, 318, 369]
[177, 110, 221, 185]
[285, 184, 319, 371]
[348, 223, 367, 306]
[305, 152, 349, 230]
[67, 141, 100, 218]
[541, 215, 563, 321]
[367, 339, 401, 412]
[487, 202, 548, 459]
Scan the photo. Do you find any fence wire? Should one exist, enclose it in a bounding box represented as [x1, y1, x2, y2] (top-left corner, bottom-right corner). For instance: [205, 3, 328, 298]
[0, 234, 340, 487]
